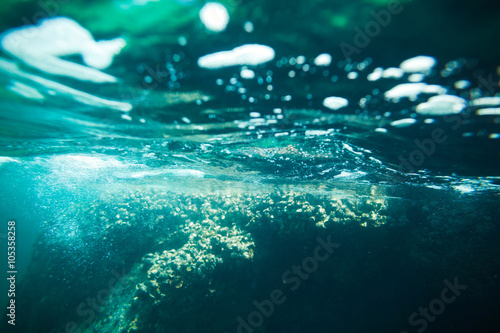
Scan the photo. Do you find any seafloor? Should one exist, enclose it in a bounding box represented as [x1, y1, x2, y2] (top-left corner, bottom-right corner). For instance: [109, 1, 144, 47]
[9, 183, 500, 333]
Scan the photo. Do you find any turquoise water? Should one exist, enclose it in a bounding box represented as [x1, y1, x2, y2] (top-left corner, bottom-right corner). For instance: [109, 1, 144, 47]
[1, 0, 500, 332]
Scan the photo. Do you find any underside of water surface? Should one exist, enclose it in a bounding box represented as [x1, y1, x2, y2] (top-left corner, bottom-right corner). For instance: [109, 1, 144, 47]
[0, 0, 500, 333]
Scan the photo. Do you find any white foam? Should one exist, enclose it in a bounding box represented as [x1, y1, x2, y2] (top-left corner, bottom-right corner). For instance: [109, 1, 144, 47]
[334, 171, 367, 180]
[323, 96, 349, 110]
[428, 94, 466, 104]
[408, 73, 425, 82]
[454, 80, 470, 90]
[476, 108, 500, 116]
[470, 97, 500, 107]
[384, 83, 447, 102]
[0, 57, 132, 111]
[54, 154, 125, 170]
[367, 67, 383, 81]
[416, 95, 466, 116]
[368, 67, 405, 80]
[314, 53, 332, 66]
[400, 56, 437, 74]
[167, 169, 205, 178]
[347, 71, 358, 79]
[243, 21, 254, 33]
[382, 67, 405, 79]
[453, 184, 475, 194]
[240, 68, 255, 79]
[305, 129, 334, 136]
[0, 157, 20, 165]
[198, 44, 275, 69]
[423, 85, 447, 95]
[343, 143, 362, 155]
[199, 2, 229, 32]
[390, 118, 417, 127]
[8, 81, 44, 100]
[0, 17, 126, 83]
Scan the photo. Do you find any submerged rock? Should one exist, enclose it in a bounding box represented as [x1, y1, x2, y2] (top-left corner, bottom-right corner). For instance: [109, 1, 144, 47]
[14, 185, 405, 332]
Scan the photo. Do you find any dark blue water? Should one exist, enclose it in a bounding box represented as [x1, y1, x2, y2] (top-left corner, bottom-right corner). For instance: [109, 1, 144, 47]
[1, 0, 500, 332]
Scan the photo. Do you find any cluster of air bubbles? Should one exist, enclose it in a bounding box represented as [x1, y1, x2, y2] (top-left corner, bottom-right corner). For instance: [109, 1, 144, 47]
[236, 107, 284, 131]
[213, 68, 278, 102]
[196, 43, 500, 140]
[195, 95, 210, 106]
[207, 52, 385, 113]
[276, 55, 314, 78]
[138, 52, 187, 90]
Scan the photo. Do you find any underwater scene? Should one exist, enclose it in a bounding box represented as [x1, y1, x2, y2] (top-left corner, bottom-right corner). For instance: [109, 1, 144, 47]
[0, 0, 500, 332]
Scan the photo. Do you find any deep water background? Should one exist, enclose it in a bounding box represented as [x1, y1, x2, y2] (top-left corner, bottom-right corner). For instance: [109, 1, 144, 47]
[0, 0, 500, 332]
